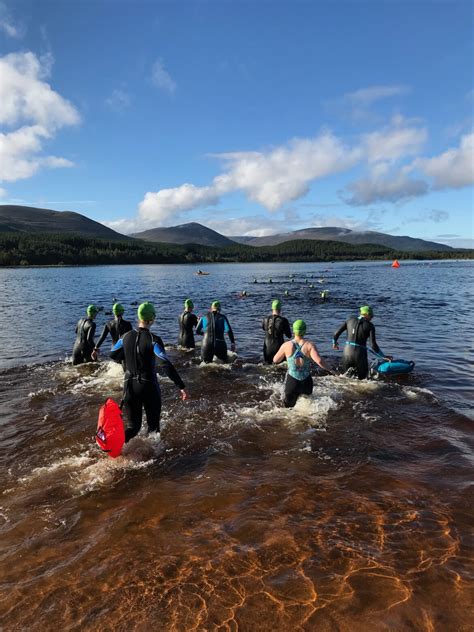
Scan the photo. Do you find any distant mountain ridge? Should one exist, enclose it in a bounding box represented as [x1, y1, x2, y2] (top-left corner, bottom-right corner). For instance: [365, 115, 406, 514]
[131, 222, 236, 247]
[0, 205, 128, 240]
[229, 227, 453, 252]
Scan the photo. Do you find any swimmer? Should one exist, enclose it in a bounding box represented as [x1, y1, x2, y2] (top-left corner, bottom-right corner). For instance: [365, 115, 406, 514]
[178, 299, 198, 349]
[262, 299, 291, 364]
[72, 304, 98, 365]
[273, 319, 334, 407]
[93, 303, 132, 360]
[196, 301, 236, 363]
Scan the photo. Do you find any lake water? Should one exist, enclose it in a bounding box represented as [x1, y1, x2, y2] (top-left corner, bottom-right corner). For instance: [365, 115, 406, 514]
[0, 261, 472, 630]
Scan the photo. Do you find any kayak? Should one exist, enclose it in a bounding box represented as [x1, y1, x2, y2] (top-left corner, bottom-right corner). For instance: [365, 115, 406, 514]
[374, 358, 415, 375]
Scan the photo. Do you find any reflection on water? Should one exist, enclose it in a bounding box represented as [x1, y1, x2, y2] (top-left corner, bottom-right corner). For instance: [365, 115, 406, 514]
[0, 261, 472, 629]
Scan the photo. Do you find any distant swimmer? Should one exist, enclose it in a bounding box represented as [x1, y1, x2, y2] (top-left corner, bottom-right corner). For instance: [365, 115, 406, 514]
[320, 290, 329, 301]
[262, 299, 291, 364]
[196, 300, 236, 363]
[110, 302, 187, 442]
[72, 304, 98, 365]
[92, 303, 132, 360]
[332, 305, 392, 380]
[178, 298, 198, 349]
[273, 320, 334, 408]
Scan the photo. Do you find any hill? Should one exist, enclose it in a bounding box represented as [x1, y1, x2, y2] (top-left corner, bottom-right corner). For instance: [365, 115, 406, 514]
[0, 205, 129, 240]
[131, 222, 236, 247]
[229, 227, 453, 252]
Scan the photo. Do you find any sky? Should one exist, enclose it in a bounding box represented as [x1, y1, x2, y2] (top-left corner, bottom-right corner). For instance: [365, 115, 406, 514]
[0, 0, 473, 247]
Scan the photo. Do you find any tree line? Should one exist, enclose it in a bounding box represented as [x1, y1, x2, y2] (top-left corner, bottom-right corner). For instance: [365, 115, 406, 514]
[0, 232, 472, 267]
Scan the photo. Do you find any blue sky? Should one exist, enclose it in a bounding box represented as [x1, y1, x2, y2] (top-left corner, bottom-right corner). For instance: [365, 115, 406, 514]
[0, 0, 473, 246]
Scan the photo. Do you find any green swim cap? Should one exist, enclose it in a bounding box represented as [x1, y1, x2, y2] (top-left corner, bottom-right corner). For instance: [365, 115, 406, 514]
[137, 301, 156, 322]
[184, 298, 194, 309]
[112, 302, 125, 316]
[272, 299, 281, 311]
[293, 319, 306, 335]
[360, 305, 374, 317]
[87, 304, 98, 317]
[211, 300, 221, 310]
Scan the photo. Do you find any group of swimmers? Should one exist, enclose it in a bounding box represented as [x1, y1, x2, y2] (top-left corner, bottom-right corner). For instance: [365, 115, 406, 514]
[72, 299, 391, 444]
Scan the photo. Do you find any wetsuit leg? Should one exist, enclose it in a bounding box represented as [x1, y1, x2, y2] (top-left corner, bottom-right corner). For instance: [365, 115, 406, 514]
[72, 343, 84, 365]
[284, 375, 313, 407]
[214, 341, 228, 363]
[123, 379, 144, 442]
[181, 332, 195, 349]
[201, 343, 214, 363]
[143, 382, 162, 433]
[263, 339, 280, 364]
[342, 346, 368, 380]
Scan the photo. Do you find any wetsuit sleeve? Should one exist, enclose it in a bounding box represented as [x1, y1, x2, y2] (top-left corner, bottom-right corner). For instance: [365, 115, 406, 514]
[196, 317, 206, 335]
[262, 318, 267, 332]
[369, 324, 383, 356]
[95, 323, 110, 349]
[284, 318, 291, 338]
[110, 337, 124, 363]
[86, 322, 96, 346]
[153, 337, 185, 389]
[223, 316, 235, 344]
[333, 321, 347, 344]
[192, 314, 198, 327]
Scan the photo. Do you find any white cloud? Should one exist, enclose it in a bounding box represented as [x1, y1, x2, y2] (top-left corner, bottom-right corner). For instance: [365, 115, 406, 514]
[151, 59, 176, 95]
[344, 169, 428, 206]
[0, 186, 7, 198]
[344, 85, 410, 106]
[0, 52, 80, 183]
[138, 184, 221, 225]
[363, 121, 427, 163]
[0, 2, 24, 38]
[414, 132, 474, 189]
[105, 88, 131, 112]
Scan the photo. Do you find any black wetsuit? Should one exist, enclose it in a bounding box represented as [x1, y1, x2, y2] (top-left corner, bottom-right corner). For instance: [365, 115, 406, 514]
[110, 328, 185, 442]
[178, 311, 198, 349]
[196, 311, 235, 363]
[95, 317, 133, 349]
[333, 316, 383, 379]
[262, 314, 291, 364]
[72, 317, 96, 365]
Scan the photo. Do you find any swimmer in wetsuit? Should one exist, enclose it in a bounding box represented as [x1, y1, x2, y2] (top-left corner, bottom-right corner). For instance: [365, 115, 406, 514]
[178, 299, 198, 349]
[196, 300, 236, 363]
[110, 302, 187, 442]
[273, 319, 334, 407]
[262, 299, 292, 364]
[72, 304, 98, 365]
[92, 303, 132, 359]
[332, 305, 392, 379]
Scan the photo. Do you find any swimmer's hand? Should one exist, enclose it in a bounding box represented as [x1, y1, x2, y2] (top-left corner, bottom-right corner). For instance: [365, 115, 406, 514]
[332, 343, 339, 350]
[384, 356, 393, 362]
[230, 343, 236, 352]
[180, 389, 188, 401]
[91, 349, 99, 361]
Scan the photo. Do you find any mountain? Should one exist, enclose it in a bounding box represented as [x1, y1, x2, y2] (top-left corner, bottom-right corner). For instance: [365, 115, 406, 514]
[0, 205, 129, 240]
[229, 227, 453, 251]
[131, 222, 237, 247]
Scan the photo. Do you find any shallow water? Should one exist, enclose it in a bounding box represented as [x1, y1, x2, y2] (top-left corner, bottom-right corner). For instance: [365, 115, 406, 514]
[0, 261, 472, 630]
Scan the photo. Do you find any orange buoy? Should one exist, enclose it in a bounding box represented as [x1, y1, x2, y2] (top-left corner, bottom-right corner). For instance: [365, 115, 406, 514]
[96, 398, 125, 458]
[391, 260, 400, 268]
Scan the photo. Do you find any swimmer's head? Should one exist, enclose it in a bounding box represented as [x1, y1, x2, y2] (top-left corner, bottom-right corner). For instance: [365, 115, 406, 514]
[184, 298, 194, 309]
[137, 302, 156, 322]
[293, 319, 306, 336]
[360, 305, 374, 318]
[87, 304, 99, 318]
[272, 299, 281, 311]
[211, 300, 221, 311]
[112, 303, 125, 316]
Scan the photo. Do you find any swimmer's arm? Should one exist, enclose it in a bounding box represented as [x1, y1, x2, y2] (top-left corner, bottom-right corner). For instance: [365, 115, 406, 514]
[309, 343, 334, 374]
[153, 339, 186, 390]
[369, 324, 383, 356]
[196, 317, 205, 335]
[94, 323, 109, 350]
[224, 316, 235, 345]
[284, 319, 292, 338]
[86, 321, 96, 347]
[332, 321, 347, 349]
[273, 343, 288, 364]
